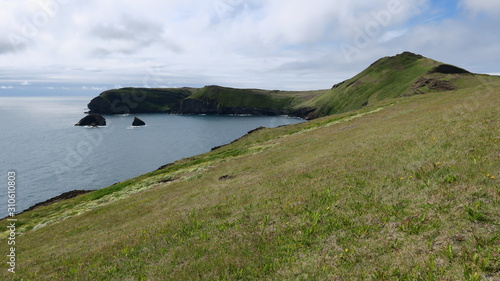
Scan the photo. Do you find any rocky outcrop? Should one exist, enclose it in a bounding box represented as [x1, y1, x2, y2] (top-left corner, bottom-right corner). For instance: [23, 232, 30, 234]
[22, 190, 93, 213]
[211, 126, 267, 151]
[132, 117, 146, 126]
[75, 114, 106, 127]
[430, 64, 470, 74]
[87, 96, 114, 114]
[412, 77, 456, 93]
[289, 107, 317, 120]
[177, 99, 214, 114]
[177, 99, 286, 116]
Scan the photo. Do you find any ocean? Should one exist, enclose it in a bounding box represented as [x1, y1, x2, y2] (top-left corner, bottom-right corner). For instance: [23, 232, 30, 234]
[0, 96, 303, 217]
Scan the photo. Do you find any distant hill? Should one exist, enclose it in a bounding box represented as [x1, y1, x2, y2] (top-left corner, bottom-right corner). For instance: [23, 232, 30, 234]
[87, 85, 326, 116]
[86, 52, 483, 119]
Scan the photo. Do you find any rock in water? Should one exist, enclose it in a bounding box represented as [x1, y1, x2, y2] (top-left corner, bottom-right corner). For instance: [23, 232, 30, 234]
[132, 117, 146, 126]
[75, 114, 106, 127]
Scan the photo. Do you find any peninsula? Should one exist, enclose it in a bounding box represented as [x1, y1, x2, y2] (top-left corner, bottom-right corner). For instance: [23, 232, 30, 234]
[85, 52, 474, 119]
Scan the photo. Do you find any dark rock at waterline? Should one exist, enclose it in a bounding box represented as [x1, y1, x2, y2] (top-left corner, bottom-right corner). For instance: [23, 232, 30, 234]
[22, 190, 94, 213]
[211, 126, 267, 151]
[177, 99, 286, 116]
[75, 114, 106, 126]
[132, 117, 146, 126]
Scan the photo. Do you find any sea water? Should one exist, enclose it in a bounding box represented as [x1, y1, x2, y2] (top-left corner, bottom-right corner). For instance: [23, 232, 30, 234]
[0, 97, 303, 217]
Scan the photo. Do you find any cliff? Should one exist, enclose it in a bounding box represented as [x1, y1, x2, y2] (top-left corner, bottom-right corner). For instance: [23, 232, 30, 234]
[87, 87, 195, 114]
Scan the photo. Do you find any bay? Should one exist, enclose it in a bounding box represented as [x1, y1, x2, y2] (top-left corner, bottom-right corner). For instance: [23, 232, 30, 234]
[0, 96, 303, 217]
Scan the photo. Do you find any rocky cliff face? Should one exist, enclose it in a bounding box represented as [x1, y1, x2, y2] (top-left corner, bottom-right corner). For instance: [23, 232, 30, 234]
[87, 88, 194, 115]
[87, 96, 114, 114]
[75, 114, 106, 126]
[177, 99, 214, 114]
[177, 99, 287, 116]
[132, 117, 146, 126]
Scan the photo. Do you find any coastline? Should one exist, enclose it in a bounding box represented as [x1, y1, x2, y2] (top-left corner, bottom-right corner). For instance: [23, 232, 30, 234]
[18, 190, 94, 216]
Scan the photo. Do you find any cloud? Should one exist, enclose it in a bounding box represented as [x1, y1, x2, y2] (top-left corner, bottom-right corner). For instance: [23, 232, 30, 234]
[378, 29, 408, 43]
[81, 86, 106, 91]
[0, 39, 24, 54]
[91, 19, 160, 41]
[0, 0, 498, 93]
[87, 17, 183, 57]
[460, 0, 500, 15]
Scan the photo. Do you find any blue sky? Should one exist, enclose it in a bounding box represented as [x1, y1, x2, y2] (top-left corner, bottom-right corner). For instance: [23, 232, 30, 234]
[0, 0, 499, 96]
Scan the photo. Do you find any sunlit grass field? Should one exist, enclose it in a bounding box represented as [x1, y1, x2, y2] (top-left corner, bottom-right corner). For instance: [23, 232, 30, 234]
[1, 75, 499, 280]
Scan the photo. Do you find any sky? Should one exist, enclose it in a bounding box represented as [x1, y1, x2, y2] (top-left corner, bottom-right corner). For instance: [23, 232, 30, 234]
[0, 0, 499, 96]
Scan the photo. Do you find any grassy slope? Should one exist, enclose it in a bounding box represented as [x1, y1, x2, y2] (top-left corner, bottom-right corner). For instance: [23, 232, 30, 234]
[1, 75, 499, 280]
[184, 85, 326, 112]
[298, 52, 478, 118]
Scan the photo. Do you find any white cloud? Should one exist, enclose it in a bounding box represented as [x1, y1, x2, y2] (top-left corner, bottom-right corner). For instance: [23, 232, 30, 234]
[378, 29, 408, 43]
[460, 0, 500, 15]
[0, 0, 498, 93]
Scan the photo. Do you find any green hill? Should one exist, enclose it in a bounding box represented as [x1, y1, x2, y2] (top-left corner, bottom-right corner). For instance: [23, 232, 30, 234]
[297, 52, 477, 118]
[2, 54, 499, 280]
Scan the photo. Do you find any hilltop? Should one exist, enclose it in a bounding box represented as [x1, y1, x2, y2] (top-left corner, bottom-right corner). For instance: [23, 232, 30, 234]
[296, 51, 474, 118]
[1, 53, 499, 280]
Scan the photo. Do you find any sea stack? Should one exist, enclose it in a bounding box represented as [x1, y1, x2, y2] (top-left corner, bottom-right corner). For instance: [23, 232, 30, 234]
[132, 117, 146, 126]
[75, 114, 106, 127]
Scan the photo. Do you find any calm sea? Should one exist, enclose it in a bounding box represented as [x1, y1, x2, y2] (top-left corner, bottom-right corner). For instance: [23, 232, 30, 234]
[0, 97, 303, 217]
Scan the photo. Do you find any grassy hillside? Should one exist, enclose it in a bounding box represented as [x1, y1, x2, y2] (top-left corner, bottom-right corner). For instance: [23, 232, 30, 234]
[298, 52, 479, 118]
[1, 73, 498, 280]
[180, 85, 326, 115]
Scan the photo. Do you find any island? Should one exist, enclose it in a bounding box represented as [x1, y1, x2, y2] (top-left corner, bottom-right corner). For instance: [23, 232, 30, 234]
[132, 117, 146, 126]
[75, 113, 106, 127]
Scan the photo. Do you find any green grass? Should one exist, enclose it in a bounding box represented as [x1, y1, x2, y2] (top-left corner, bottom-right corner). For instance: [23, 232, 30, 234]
[1, 72, 498, 280]
[185, 85, 325, 113]
[298, 52, 482, 118]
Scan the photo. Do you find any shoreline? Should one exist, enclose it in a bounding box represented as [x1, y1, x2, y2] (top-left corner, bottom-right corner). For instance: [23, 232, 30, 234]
[10, 190, 94, 218]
